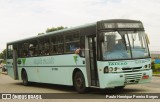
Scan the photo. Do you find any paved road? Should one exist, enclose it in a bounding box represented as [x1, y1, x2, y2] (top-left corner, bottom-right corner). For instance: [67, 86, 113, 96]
[0, 73, 160, 102]
[145, 77, 160, 88]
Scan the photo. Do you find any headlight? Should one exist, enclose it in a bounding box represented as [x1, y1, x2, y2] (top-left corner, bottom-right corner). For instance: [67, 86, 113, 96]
[114, 67, 118, 71]
[148, 64, 151, 69]
[104, 66, 109, 73]
[144, 65, 147, 68]
[109, 67, 113, 72]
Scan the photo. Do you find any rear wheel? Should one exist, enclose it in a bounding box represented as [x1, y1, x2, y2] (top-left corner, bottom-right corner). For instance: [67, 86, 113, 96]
[22, 70, 29, 86]
[73, 71, 86, 93]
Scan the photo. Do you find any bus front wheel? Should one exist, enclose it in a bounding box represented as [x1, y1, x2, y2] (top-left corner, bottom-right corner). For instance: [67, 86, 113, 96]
[114, 86, 125, 90]
[73, 71, 86, 93]
[22, 70, 29, 86]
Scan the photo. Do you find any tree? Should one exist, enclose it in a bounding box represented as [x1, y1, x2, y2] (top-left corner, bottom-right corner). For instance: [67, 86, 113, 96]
[0, 49, 6, 63]
[46, 26, 67, 33]
[38, 26, 67, 35]
[38, 32, 45, 35]
[151, 61, 156, 72]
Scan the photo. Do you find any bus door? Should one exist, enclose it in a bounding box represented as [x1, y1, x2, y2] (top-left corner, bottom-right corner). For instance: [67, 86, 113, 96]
[85, 35, 99, 86]
[12, 45, 19, 80]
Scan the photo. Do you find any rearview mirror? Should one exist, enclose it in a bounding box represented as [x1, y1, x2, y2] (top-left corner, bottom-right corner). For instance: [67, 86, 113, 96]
[145, 33, 150, 44]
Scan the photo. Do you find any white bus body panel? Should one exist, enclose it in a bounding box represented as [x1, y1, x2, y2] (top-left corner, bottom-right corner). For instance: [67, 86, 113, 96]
[7, 54, 88, 86]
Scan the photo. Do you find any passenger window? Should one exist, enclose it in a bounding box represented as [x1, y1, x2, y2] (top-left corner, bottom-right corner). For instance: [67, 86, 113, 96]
[38, 38, 50, 56]
[50, 35, 64, 54]
[28, 40, 38, 56]
[80, 36, 85, 57]
[7, 45, 13, 59]
[18, 40, 39, 57]
[22, 42, 29, 57]
[64, 32, 80, 53]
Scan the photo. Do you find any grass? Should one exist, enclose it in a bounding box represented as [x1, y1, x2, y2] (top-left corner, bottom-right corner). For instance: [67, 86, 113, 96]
[155, 64, 160, 69]
[153, 71, 160, 74]
[152, 64, 160, 74]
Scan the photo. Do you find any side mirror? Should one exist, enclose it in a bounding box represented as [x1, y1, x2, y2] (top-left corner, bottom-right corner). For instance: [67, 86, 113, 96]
[145, 33, 150, 44]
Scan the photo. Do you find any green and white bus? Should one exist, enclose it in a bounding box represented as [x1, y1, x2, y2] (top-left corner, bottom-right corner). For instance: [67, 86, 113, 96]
[6, 19, 152, 93]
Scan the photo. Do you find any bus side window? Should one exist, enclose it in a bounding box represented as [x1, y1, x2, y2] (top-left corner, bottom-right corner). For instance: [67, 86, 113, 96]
[50, 35, 64, 55]
[57, 35, 64, 54]
[28, 44, 33, 56]
[7, 45, 13, 59]
[39, 43, 44, 55]
[64, 32, 80, 53]
[50, 37, 56, 54]
[79, 36, 85, 57]
[44, 39, 50, 55]
[28, 40, 38, 57]
[21, 42, 29, 57]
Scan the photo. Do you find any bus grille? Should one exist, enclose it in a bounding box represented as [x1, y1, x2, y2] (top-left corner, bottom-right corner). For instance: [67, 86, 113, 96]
[122, 67, 142, 72]
[124, 73, 142, 84]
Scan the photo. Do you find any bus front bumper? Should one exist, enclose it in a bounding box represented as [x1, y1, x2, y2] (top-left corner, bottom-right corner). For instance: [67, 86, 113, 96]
[99, 69, 152, 88]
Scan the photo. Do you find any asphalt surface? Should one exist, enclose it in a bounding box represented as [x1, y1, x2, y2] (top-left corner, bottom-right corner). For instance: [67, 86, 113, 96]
[0, 73, 160, 102]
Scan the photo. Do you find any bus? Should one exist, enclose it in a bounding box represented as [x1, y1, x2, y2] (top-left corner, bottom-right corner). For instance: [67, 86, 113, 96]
[6, 19, 152, 93]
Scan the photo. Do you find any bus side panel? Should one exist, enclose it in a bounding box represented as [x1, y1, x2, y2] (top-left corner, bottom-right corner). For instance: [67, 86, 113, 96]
[6, 59, 15, 79]
[17, 54, 87, 86]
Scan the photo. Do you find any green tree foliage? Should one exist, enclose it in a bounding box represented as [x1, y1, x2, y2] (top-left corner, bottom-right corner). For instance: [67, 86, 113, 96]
[0, 49, 6, 60]
[46, 26, 67, 33]
[38, 26, 67, 35]
[151, 61, 156, 72]
[38, 32, 45, 35]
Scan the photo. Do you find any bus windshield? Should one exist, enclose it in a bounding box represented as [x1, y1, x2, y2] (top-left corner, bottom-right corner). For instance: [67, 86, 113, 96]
[99, 31, 150, 60]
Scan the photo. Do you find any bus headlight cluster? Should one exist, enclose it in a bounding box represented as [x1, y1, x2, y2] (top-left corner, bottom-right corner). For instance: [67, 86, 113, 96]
[144, 64, 151, 69]
[104, 66, 121, 73]
[148, 64, 151, 68]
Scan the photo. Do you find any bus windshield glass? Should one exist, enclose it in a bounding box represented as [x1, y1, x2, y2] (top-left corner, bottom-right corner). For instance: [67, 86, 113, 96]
[99, 31, 149, 60]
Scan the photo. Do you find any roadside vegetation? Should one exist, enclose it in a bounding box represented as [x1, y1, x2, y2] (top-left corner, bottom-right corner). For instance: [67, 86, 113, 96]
[0, 49, 6, 64]
[151, 61, 160, 74]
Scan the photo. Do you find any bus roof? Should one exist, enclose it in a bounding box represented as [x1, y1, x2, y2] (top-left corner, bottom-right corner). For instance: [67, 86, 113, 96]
[99, 19, 142, 23]
[7, 19, 142, 45]
[7, 22, 96, 45]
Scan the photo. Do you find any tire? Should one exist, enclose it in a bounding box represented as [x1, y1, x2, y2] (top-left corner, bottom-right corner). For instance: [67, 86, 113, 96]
[114, 86, 125, 90]
[22, 70, 29, 86]
[73, 71, 86, 93]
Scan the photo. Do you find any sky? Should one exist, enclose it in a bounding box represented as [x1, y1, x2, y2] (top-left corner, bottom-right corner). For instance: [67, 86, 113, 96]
[0, 0, 160, 52]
